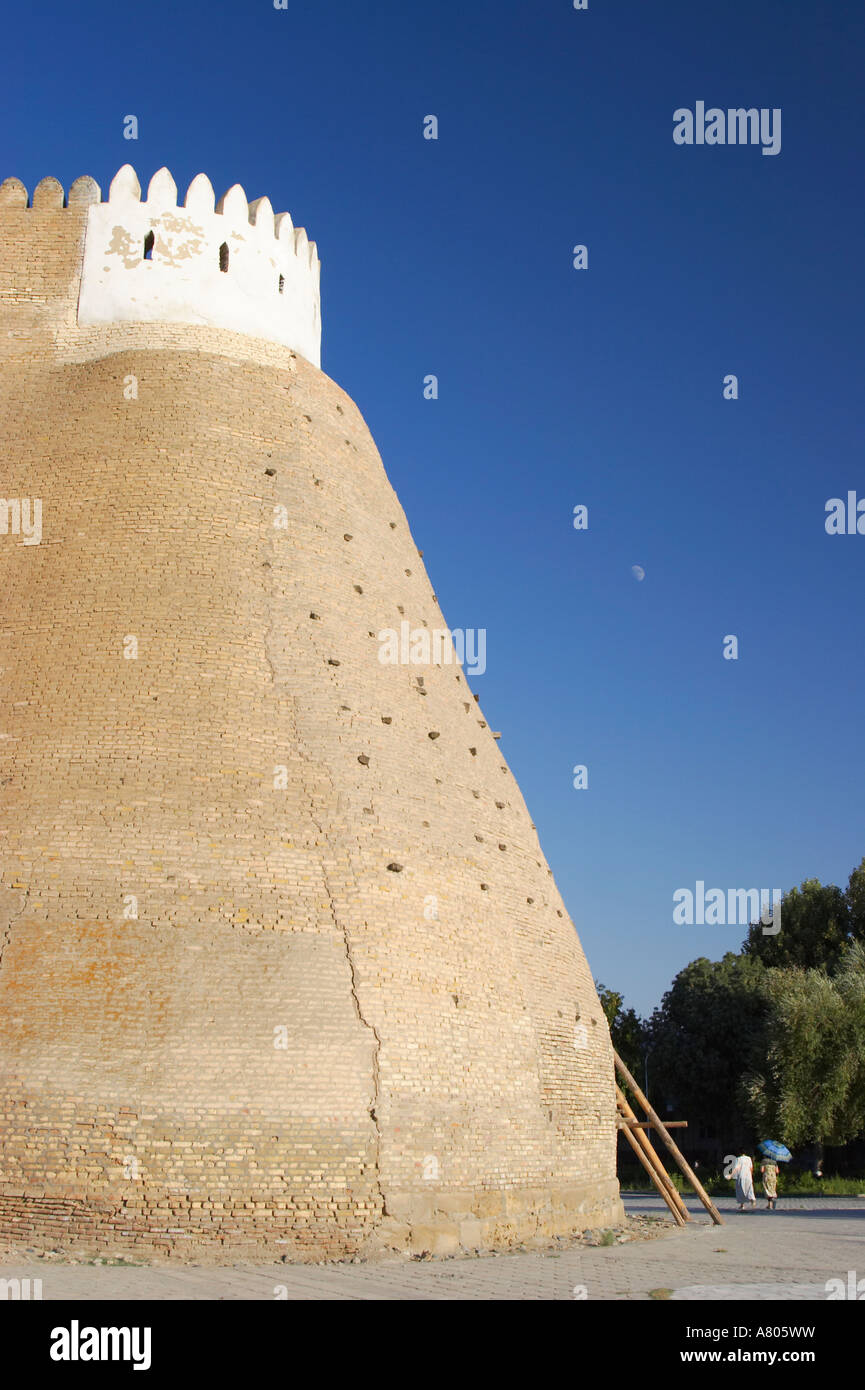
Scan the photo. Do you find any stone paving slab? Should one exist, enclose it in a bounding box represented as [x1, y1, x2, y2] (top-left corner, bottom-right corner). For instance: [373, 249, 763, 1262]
[1, 1196, 862, 1300]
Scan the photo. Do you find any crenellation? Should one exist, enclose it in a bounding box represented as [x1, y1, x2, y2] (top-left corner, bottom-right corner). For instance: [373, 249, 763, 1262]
[184, 172, 215, 214]
[32, 176, 65, 209]
[215, 180, 248, 221]
[68, 175, 101, 207]
[0, 164, 321, 365]
[145, 166, 178, 208]
[108, 163, 140, 201]
[248, 195, 274, 233]
[0, 177, 28, 207]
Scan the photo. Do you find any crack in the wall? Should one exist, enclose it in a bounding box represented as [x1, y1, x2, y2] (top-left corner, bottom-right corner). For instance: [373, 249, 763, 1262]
[0, 880, 31, 975]
[260, 500, 386, 1218]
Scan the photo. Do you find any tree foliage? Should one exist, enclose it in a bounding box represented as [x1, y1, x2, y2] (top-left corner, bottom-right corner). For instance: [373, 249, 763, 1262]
[741, 874, 858, 972]
[603, 857, 865, 1159]
[645, 953, 768, 1142]
[743, 943, 865, 1146]
[596, 982, 645, 1070]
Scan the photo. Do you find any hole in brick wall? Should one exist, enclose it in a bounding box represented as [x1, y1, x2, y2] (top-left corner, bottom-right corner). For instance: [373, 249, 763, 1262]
[327, 658, 340, 666]
[344, 534, 353, 541]
[557, 910, 563, 917]
[336, 404, 343, 413]
[357, 754, 369, 765]
[469, 747, 477, 756]
[143, 230, 155, 260]
[498, 844, 506, 851]
[219, 242, 229, 272]
[387, 862, 403, 873]
[381, 716, 392, 724]
[428, 731, 440, 740]
[452, 994, 459, 1006]
[480, 883, 489, 891]
[527, 897, 534, 904]
[264, 468, 276, 476]
[278, 274, 285, 294]
[397, 605, 404, 615]
[309, 612, 320, 620]
[354, 585, 363, 594]
[475, 834, 484, 842]
[496, 801, 505, 809]
[390, 521, 397, 529]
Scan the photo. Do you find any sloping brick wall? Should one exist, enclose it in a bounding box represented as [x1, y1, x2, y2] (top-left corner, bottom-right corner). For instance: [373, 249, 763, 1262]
[0, 179, 622, 1258]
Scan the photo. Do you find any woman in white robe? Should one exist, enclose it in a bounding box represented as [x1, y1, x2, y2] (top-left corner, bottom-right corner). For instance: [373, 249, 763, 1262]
[732, 1153, 756, 1209]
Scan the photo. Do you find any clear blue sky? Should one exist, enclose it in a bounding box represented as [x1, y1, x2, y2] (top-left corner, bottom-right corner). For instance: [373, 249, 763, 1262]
[3, 1, 863, 1017]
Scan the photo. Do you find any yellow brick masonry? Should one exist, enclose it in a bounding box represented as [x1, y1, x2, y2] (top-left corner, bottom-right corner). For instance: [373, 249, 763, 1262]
[0, 174, 622, 1259]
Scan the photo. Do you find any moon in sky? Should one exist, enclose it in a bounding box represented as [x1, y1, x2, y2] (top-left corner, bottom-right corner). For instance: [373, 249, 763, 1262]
[631, 565, 645, 582]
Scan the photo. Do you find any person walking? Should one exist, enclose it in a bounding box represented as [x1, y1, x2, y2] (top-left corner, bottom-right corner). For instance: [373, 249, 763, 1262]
[732, 1152, 757, 1211]
[760, 1157, 779, 1210]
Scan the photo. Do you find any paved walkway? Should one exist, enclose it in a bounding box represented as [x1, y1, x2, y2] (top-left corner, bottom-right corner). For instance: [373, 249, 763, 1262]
[2, 1196, 863, 1300]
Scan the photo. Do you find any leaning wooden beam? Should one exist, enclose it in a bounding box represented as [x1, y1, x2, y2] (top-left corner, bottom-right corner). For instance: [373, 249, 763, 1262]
[631, 1121, 688, 1129]
[616, 1085, 690, 1223]
[614, 1050, 724, 1226]
[617, 1112, 687, 1227]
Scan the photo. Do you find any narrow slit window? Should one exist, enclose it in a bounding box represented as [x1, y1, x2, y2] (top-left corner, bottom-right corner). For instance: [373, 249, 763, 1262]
[278, 274, 285, 295]
[219, 242, 229, 273]
[143, 230, 155, 261]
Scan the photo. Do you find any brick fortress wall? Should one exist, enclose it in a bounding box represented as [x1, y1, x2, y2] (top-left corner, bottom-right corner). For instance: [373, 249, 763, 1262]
[0, 173, 622, 1258]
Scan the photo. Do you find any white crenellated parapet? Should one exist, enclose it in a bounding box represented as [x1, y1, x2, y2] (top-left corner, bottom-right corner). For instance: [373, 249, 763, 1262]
[76, 166, 321, 367]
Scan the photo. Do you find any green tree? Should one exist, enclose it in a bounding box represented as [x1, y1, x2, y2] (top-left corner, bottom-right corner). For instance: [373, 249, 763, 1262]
[741, 878, 851, 972]
[646, 953, 769, 1143]
[743, 942, 865, 1147]
[596, 982, 645, 1085]
[845, 857, 865, 944]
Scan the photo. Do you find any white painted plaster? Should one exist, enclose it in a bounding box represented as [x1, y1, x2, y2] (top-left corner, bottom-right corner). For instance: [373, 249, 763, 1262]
[77, 166, 321, 367]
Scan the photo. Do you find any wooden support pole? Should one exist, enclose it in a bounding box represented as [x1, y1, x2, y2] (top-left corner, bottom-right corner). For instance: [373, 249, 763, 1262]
[617, 1113, 687, 1226]
[616, 1085, 690, 1223]
[614, 1050, 724, 1226]
[631, 1121, 688, 1129]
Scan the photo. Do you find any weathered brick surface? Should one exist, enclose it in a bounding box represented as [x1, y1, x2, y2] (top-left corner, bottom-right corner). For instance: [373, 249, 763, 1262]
[0, 176, 622, 1259]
